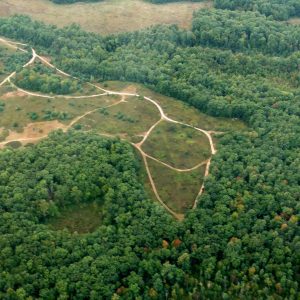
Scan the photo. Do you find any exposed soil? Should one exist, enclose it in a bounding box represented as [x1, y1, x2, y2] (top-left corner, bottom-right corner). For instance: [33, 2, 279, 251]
[6, 120, 65, 141]
[2, 90, 26, 99]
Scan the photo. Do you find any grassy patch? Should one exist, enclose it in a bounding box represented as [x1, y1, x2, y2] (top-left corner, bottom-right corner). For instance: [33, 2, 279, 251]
[47, 201, 102, 234]
[0, 0, 211, 35]
[148, 158, 206, 213]
[80, 96, 160, 142]
[142, 120, 211, 169]
[288, 17, 300, 25]
[0, 84, 117, 131]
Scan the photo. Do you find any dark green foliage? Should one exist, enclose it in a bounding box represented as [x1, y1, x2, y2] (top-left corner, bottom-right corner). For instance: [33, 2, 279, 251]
[192, 9, 300, 55]
[115, 111, 136, 123]
[0, 101, 5, 112]
[42, 110, 71, 121]
[14, 62, 80, 94]
[73, 123, 82, 130]
[214, 0, 300, 20]
[28, 111, 39, 120]
[0, 46, 30, 73]
[0, 131, 178, 299]
[5, 141, 22, 149]
[0, 6, 299, 299]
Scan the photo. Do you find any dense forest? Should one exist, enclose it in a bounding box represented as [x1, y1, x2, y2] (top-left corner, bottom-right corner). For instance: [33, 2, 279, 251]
[192, 9, 300, 55]
[14, 62, 80, 94]
[0, 131, 179, 299]
[214, 0, 300, 20]
[0, 4, 299, 300]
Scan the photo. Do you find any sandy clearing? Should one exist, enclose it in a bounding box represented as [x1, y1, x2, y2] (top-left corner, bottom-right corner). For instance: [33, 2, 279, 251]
[2, 90, 27, 99]
[121, 85, 137, 95]
[5, 120, 65, 141]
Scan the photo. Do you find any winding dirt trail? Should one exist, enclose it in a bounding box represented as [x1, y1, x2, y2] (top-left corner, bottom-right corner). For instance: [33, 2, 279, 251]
[192, 157, 211, 209]
[135, 119, 163, 148]
[144, 151, 208, 173]
[0, 37, 219, 219]
[0, 71, 15, 87]
[134, 144, 184, 221]
[0, 37, 28, 53]
[9, 79, 108, 99]
[0, 136, 48, 147]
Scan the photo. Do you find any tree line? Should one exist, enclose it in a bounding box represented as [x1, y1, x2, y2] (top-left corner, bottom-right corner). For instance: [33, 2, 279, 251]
[192, 9, 300, 56]
[214, 0, 300, 21]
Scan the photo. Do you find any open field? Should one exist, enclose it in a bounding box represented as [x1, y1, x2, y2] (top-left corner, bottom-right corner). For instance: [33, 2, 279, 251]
[80, 95, 160, 142]
[0, 0, 212, 35]
[0, 83, 118, 133]
[148, 158, 206, 213]
[142, 120, 211, 169]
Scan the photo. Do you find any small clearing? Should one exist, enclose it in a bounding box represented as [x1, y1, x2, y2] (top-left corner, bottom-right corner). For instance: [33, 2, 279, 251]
[0, 120, 65, 148]
[47, 202, 103, 234]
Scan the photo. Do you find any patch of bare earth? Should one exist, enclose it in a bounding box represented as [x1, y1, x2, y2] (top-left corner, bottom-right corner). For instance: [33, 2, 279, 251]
[288, 17, 300, 25]
[3, 120, 66, 146]
[39, 55, 52, 64]
[122, 85, 137, 94]
[2, 90, 26, 99]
